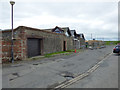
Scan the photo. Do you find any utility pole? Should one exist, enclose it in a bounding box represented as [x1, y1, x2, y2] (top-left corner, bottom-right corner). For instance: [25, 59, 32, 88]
[91, 33, 92, 40]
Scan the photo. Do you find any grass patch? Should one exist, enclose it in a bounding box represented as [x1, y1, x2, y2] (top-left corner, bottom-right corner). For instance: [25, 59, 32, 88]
[66, 49, 81, 52]
[45, 51, 68, 57]
[45, 49, 81, 57]
[66, 49, 75, 52]
[105, 41, 120, 45]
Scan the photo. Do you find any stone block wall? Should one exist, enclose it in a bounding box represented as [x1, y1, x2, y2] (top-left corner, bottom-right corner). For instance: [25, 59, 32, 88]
[2, 26, 75, 62]
[79, 38, 85, 48]
[25, 26, 74, 55]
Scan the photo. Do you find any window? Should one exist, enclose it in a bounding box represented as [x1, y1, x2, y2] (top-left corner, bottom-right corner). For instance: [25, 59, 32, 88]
[55, 31, 61, 33]
[54, 28, 62, 33]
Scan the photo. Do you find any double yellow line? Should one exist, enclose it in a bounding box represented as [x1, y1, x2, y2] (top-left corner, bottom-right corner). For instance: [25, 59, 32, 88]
[52, 52, 112, 89]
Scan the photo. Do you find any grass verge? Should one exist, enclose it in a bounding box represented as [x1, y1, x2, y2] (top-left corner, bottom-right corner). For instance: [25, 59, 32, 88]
[105, 41, 120, 45]
[45, 49, 81, 58]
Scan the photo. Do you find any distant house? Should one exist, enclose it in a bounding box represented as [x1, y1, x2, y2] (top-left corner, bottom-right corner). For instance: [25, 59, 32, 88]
[52, 26, 64, 34]
[70, 30, 80, 49]
[77, 34, 86, 48]
[43, 26, 72, 37]
[86, 40, 105, 48]
[46, 26, 85, 49]
[78, 34, 85, 40]
[70, 30, 77, 38]
[59, 27, 72, 37]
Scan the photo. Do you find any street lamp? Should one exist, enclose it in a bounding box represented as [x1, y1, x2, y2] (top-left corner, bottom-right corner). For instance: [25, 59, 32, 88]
[10, 1, 15, 63]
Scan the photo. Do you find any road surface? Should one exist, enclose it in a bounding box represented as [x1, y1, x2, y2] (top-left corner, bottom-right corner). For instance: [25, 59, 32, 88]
[67, 52, 118, 88]
[2, 45, 118, 88]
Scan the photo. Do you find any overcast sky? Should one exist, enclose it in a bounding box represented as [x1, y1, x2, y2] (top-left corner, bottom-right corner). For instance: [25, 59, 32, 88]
[0, 0, 119, 41]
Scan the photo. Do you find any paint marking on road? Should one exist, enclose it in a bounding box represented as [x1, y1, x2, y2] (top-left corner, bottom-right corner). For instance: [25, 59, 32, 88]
[52, 52, 113, 89]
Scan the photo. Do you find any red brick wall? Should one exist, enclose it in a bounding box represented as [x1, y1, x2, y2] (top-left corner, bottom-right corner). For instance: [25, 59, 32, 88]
[2, 40, 23, 63]
[2, 27, 27, 63]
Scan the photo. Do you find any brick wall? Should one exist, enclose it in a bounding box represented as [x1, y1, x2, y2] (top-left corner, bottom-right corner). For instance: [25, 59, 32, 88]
[2, 40, 22, 62]
[2, 27, 26, 63]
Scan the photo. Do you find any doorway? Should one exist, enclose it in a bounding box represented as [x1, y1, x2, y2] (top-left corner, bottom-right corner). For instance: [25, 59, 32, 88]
[63, 41, 66, 51]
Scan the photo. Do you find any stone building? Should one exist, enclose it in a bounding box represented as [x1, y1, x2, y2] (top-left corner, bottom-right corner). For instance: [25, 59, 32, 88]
[70, 30, 80, 49]
[2, 26, 74, 63]
[43, 26, 86, 49]
[86, 40, 104, 48]
[42, 26, 72, 37]
[1, 26, 86, 63]
[77, 34, 86, 48]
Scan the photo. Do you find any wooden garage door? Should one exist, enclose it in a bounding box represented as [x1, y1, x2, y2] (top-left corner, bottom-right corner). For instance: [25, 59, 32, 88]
[27, 38, 41, 57]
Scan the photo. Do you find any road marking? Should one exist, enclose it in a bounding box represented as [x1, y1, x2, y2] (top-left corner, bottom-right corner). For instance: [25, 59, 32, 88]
[52, 52, 112, 89]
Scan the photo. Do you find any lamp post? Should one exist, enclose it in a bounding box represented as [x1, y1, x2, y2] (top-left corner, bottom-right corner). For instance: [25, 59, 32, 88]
[10, 1, 15, 63]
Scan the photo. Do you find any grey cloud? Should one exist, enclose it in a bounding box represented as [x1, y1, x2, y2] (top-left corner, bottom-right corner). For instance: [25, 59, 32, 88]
[1, 1, 118, 41]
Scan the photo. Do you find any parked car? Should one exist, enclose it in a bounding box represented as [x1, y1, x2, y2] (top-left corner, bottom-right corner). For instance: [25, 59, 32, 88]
[113, 45, 120, 54]
[100, 45, 106, 48]
[88, 46, 93, 50]
[117, 43, 120, 45]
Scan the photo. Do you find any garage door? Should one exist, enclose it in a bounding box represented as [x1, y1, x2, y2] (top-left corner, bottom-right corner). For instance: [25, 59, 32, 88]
[27, 38, 41, 57]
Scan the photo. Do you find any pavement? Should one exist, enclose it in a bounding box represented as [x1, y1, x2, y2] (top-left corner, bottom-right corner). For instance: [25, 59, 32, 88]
[2, 45, 117, 88]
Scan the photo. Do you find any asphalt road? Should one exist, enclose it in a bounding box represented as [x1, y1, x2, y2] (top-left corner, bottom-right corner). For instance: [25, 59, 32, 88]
[67, 51, 118, 88]
[2, 45, 118, 88]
